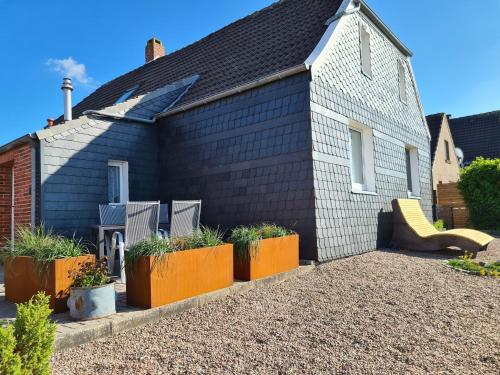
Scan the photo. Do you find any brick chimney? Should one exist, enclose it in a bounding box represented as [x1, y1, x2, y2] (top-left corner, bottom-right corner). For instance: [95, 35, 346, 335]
[145, 38, 165, 63]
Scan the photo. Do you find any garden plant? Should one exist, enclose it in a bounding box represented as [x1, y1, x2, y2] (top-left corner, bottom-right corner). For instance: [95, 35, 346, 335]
[447, 252, 500, 277]
[0, 292, 56, 375]
[458, 157, 500, 230]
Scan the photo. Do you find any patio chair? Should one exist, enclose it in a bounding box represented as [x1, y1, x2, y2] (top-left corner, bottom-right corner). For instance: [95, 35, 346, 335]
[99, 204, 126, 225]
[391, 199, 493, 252]
[170, 200, 201, 238]
[158, 203, 169, 238]
[110, 201, 160, 283]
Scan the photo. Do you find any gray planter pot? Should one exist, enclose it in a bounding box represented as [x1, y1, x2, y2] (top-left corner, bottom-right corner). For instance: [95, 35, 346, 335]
[68, 282, 116, 321]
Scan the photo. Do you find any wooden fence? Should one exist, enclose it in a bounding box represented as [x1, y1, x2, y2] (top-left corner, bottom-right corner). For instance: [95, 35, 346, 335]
[436, 182, 469, 229]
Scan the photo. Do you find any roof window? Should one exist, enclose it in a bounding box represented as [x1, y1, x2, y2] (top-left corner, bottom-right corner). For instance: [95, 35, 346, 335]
[115, 85, 139, 104]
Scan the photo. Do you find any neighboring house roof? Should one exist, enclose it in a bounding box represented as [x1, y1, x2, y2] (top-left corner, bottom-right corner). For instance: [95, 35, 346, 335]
[61, 0, 343, 121]
[449, 110, 500, 164]
[426, 113, 445, 163]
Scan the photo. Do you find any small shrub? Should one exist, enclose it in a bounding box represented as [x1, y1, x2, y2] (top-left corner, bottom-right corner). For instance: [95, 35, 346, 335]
[447, 252, 500, 277]
[458, 157, 500, 230]
[0, 293, 57, 375]
[0, 325, 22, 375]
[433, 219, 445, 231]
[71, 259, 110, 288]
[229, 223, 295, 263]
[14, 292, 56, 375]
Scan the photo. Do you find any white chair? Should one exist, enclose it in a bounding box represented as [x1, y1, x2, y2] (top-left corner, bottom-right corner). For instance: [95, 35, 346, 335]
[170, 200, 201, 238]
[110, 201, 160, 283]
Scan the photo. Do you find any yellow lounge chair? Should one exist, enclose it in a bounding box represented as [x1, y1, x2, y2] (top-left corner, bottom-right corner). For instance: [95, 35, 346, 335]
[391, 199, 494, 252]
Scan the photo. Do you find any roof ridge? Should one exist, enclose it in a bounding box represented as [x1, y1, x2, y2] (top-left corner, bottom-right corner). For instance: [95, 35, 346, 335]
[449, 109, 500, 121]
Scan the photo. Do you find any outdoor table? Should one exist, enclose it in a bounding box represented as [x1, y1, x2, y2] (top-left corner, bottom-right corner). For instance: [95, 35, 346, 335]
[90, 224, 125, 259]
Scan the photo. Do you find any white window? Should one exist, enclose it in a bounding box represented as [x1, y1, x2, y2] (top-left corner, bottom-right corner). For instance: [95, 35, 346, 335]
[348, 120, 376, 194]
[405, 147, 420, 197]
[360, 23, 372, 78]
[398, 60, 407, 103]
[107, 161, 129, 204]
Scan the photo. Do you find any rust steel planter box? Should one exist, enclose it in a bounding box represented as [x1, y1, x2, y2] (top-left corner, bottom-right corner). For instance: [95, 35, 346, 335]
[126, 244, 233, 309]
[4, 255, 95, 313]
[234, 234, 299, 281]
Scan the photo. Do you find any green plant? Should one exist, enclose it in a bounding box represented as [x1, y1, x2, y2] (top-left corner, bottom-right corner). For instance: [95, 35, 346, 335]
[457, 157, 500, 230]
[125, 236, 175, 272]
[447, 252, 500, 277]
[0, 325, 22, 375]
[229, 223, 295, 262]
[71, 259, 110, 288]
[433, 219, 445, 231]
[177, 226, 225, 250]
[2, 226, 86, 269]
[0, 293, 57, 375]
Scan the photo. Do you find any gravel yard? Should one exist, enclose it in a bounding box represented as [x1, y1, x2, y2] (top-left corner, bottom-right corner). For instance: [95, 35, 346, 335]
[52, 239, 500, 374]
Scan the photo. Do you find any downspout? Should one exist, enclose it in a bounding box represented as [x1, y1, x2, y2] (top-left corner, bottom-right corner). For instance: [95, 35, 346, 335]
[31, 144, 37, 228]
[10, 167, 14, 244]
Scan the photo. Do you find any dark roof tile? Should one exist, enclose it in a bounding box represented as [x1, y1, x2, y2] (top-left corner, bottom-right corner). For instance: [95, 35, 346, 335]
[449, 110, 500, 164]
[64, 0, 343, 121]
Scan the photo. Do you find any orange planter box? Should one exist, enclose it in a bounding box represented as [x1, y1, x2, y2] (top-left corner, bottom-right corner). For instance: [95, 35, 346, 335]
[234, 234, 299, 281]
[126, 244, 233, 309]
[4, 254, 95, 313]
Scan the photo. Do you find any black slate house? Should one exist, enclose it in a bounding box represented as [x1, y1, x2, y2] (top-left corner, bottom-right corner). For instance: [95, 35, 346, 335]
[0, 0, 432, 261]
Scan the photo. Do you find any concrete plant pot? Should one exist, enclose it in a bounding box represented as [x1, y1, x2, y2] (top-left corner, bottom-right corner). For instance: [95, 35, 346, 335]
[67, 282, 116, 320]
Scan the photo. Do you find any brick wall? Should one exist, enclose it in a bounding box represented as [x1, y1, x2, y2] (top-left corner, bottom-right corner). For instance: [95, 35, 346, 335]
[0, 164, 12, 242]
[0, 142, 33, 244]
[158, 73, 318, 259]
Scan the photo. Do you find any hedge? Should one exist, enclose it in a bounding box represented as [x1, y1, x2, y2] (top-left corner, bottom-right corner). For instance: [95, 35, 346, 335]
[457, 157, 500, 230]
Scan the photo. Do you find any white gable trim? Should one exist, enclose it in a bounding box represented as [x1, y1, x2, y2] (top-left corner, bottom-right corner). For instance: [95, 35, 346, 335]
[305, 0, 355, 77]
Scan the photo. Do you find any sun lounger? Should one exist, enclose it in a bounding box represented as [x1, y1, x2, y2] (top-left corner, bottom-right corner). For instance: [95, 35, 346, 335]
[391, 199, 493, 252]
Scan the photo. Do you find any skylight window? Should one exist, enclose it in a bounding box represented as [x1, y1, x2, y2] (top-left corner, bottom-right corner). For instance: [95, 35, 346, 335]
[115, 85, 139, 104]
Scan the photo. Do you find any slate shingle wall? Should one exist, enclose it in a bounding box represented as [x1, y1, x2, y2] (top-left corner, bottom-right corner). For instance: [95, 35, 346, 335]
[41, 120, 159, 238]
[158, 73, 318, 259]
[310, 12, 432, 261]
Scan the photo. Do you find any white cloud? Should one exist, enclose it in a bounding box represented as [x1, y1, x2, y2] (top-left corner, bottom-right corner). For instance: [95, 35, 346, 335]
[46, 57, 95, 86]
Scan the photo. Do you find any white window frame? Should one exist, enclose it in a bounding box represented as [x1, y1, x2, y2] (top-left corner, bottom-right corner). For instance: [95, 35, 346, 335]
[359, 22, 372, 79]
[108, 160, 129, 204]
[398, 60, 407, 104]
[405, 146, 421, 198]
[349, 120, 376, 194]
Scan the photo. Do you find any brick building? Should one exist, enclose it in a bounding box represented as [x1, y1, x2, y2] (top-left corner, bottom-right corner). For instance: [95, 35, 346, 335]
[0, 0, 431, 261]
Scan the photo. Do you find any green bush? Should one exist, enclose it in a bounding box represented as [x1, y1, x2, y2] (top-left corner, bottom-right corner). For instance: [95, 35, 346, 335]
[229, 223, 295, 263]
[457, 157, 500, 230]
[433, 219, 445, 231]
[14, 292, 56, 375]
[0, 293, 56, 375]
[0, 325, 22, 375]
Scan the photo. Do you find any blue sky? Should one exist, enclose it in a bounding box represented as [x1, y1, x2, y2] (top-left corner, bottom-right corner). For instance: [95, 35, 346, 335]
[0, 0, 499, 145]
